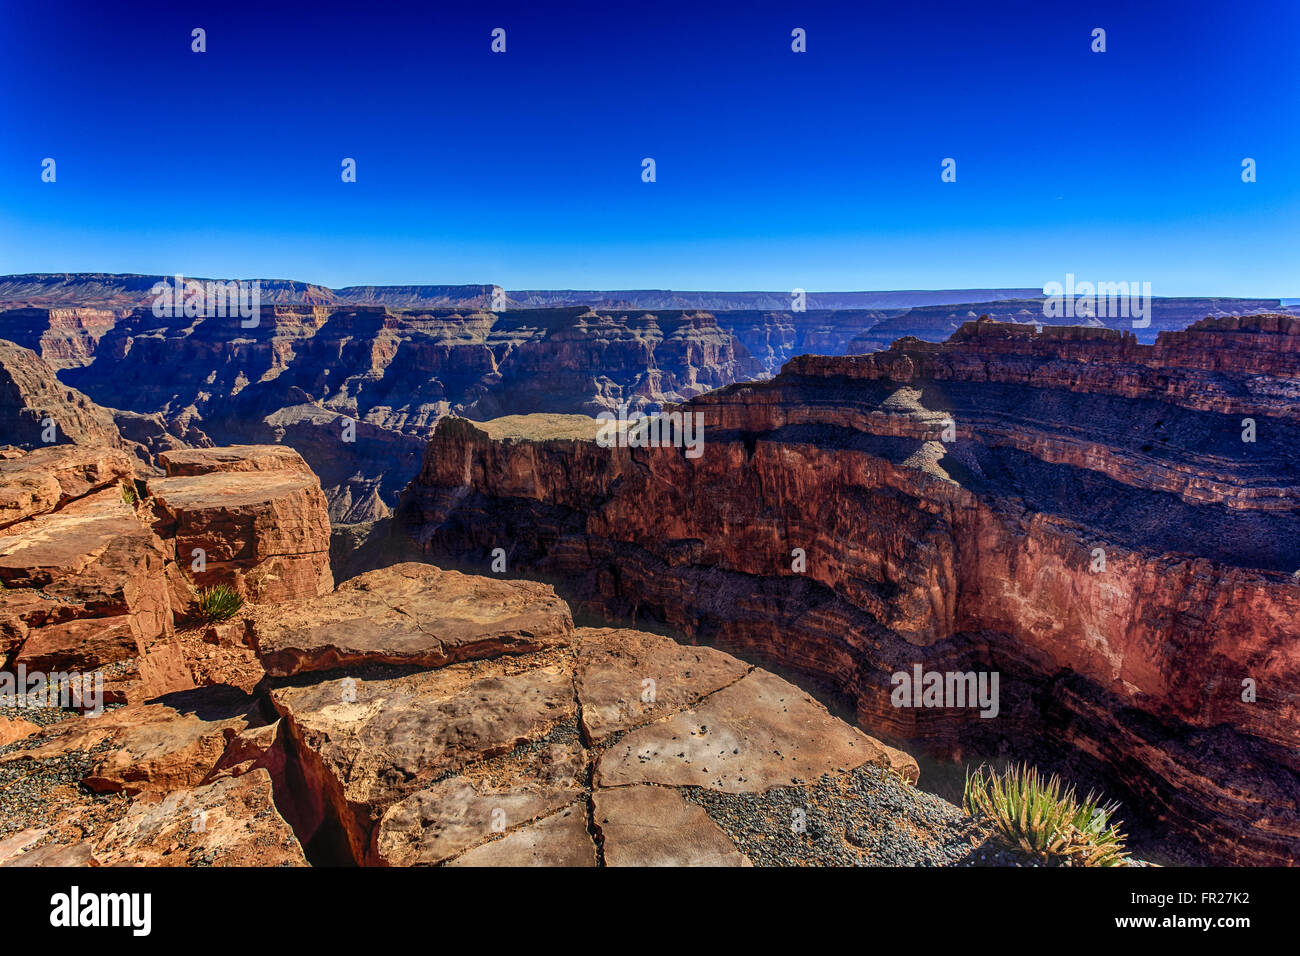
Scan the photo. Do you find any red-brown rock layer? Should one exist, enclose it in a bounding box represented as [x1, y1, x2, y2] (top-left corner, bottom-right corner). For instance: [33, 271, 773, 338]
[397, 316, 1300, 865]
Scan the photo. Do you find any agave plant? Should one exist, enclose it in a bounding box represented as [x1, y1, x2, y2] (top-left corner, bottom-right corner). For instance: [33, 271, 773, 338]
[195, 584, 244, 622]
[964, 762, 1132, 866]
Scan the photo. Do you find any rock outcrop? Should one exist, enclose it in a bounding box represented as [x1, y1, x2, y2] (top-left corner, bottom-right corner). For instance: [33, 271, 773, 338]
[1, 443, 331, 702]
[3, 443, 1011, 869]
[397, 316, 1300, 865]
[146, 446, 333, 604]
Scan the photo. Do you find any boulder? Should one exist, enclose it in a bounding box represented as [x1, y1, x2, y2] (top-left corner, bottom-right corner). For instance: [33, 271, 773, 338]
[91, 769, 306, 867]
[250, 562, 572, 677]
[270, 662, 577, 862]
[0, 445, 134, 529]
[146, 445, 332, 604]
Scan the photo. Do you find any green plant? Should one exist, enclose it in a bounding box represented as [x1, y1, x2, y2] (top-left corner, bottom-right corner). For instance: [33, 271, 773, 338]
[963, 762, 1132, 866]
[120, 481, 138, 506]
[195, 584, 243, 622]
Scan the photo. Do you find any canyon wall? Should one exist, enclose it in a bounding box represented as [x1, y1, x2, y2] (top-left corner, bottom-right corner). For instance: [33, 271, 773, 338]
[396, 316, 1300, 865]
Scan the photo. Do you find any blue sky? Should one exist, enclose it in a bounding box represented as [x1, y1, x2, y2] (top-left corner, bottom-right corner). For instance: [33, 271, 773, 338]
[1, 0, 1296, 294]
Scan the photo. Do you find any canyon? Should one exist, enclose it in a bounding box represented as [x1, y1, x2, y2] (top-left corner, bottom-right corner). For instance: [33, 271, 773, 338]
[2, 274, 1292, 528]
[393, 315, 1300, 865]
[1, 441, 979, 868]
[1, 275, 1296, 866]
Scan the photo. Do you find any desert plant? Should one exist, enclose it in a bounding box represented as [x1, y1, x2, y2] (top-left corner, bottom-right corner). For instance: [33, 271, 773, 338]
[195, 584, 243, 622]
[963, 762, 1132, 866]
[120, 481, 138, 505]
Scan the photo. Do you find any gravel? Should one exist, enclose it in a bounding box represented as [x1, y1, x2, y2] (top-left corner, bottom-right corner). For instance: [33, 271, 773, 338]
[680, 762, 1037, 866]
[0, 723, 131, 846]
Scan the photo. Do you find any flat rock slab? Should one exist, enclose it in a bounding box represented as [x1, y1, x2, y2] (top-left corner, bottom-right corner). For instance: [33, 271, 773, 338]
[447, 803, 595, 867]
[271, 661, 577, 861]
[596, 669, 903, 793]
[158, 445, 314, 477]
[0, 488, 173, 659]
[91, 769, 306, 866]
[594, 785, 750, 866]
[2, 692, 255, 795]
[0, 446, 134, 530]
[0, 716, 39, 746]
[575, 627, 749, 743]
[375, 739, 585, 866]
[251, 563, 572, 677]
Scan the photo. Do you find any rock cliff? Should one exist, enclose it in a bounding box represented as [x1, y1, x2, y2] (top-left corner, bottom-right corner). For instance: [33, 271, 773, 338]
[396, 316, 1300, 865]
[2, 444, 1003, 868]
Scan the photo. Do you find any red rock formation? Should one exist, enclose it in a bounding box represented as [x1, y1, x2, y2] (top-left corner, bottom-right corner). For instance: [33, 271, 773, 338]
[398, 316, 1300, 865]
[0, 442, 980, 869]
[146, 445, 333, 604]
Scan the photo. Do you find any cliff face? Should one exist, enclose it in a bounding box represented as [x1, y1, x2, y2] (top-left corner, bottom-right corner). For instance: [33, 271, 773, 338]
[397, 316, 1300, 865]
[38, 305, 766, 521]
[2, 442, 984, 869]
[10, 287, 1295, 527]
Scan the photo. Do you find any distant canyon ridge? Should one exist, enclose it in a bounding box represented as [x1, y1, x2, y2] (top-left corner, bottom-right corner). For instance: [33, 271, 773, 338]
[0, 272, 1294, 524]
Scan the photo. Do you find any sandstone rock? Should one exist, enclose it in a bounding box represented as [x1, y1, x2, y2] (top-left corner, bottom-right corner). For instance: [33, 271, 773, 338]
[0, 715, 39, 745]
[270, 662, 577, 862]
[0, 827, 50, 864]
[146, 445, 332, 604]
[15, 615, 141, 672]
[0, 487, 174, 666]
[3, 690, 255, 795]
[446, 803, 595, 867]
[597, 669, 907, 792]
[250, 562, 572, 677]
[375, 740, 585, 866]
[0, 339, 126, 452]
[593, 785, 750, 867]
[575, 627, 750, 743]
[207, 720, 287, 787]
[158, 445, 314, 477]
[91, 769, 306, 867]
[0, 840, 94, 867]
[0, 445, 134, 529]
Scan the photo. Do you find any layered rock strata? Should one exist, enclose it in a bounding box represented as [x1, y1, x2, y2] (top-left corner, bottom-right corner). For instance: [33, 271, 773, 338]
[397, 316, 1300, 865]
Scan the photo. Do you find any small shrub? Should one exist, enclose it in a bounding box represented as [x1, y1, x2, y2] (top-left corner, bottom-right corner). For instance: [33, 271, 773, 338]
[196, 585, 243, 622]
[964, 762, 1132, 866]
[120, 482, 138, 506]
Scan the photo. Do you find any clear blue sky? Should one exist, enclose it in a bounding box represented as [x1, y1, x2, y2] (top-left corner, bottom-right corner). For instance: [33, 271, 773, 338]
[1, 0, 1296, 294]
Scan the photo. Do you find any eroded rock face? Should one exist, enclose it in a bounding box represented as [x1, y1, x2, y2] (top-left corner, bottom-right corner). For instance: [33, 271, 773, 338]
[398, 316, 1300, 865]
[0, 339, 126, 451]
[91, 769, 306, 867]
[270, 662, 577, 863]
[0, 487, 174, 669]
[146, 445, 333, 604]
[0, 445, 135, 530]
[0, 434, 981, 868]
[249, 562, 572, 677]
[3, 694, 253, 795]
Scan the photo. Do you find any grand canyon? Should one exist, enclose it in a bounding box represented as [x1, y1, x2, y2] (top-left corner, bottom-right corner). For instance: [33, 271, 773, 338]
[1, 275, 1295, 868]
